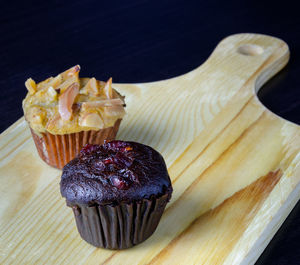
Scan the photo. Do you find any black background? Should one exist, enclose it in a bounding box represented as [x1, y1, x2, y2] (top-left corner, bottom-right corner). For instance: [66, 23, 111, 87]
[0, 0, 299, 264]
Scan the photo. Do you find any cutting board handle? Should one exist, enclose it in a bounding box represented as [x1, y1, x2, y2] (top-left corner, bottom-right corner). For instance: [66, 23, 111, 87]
[180, 33, 290, 95]
[116, 34, 289, 113]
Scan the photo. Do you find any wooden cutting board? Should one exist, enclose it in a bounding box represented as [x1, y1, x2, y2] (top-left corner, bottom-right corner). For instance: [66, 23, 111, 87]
[0, 33, 299, 265]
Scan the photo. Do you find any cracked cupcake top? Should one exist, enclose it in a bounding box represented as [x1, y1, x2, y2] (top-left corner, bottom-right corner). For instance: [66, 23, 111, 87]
[60, 140, 173, 205]
[22, 65, 125, 135]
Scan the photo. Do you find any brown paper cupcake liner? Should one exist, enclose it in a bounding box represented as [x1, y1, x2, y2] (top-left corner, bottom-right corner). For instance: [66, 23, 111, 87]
[30, 119, 121, 169]
[68, 193, 170, 249]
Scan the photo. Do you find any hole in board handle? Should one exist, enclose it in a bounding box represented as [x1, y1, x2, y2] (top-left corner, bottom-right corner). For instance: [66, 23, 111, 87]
[237, 44, 264, 56]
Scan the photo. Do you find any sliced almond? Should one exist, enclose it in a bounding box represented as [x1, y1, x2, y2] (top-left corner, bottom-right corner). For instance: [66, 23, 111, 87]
[25, 78, 37, 94]
[47, 74, 62, 89]
[79, 112, 104, 129]
[61, 65, 80, 80]
[81, 98, 124, 109]
[58, 83, 80, 121]
[56, 76, 79, 94]
[103, 77, 113, 99]
[80, 77, 99, 96]
[104, 105, 126, 117]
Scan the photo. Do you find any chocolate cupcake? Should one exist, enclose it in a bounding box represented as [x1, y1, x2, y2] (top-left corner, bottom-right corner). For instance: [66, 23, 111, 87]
[60, 140, 172, 249]
[22, 65, 125, 169]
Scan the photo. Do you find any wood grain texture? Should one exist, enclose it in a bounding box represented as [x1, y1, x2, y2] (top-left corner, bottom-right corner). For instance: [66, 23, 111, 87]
[0, 33, 299, 265]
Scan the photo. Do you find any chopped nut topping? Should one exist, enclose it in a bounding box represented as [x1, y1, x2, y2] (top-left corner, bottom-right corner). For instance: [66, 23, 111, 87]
[62, 65, 80, 80]
[81, 77, 99, 96]
[23, 65, 125, 134]
[48, 74, 63, 89]
[104, 77, 113, 99]
[104, 105, 126, 117]
[56, 76, 79, 94]
[25, 78, 37, 95]
[81, 98, 124, 109]
[79, 112, 104, 129]
[34, 86, 58, 103]
[46, 113, 63, 131]
[58, 83, 80, 121]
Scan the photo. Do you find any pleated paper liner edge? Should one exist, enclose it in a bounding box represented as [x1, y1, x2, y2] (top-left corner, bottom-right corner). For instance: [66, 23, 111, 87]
[68, 193, 170, 249]
[30, 119, 122, 169]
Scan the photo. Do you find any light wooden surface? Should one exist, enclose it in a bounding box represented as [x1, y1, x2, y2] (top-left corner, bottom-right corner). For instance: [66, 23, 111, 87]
[0, 33, 299, 265]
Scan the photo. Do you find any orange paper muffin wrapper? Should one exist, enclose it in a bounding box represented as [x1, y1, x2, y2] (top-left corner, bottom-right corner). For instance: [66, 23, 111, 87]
[30, 119, 121, 169]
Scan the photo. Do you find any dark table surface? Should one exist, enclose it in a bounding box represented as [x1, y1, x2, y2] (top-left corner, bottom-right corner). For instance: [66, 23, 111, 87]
[0, 0, 299, 264]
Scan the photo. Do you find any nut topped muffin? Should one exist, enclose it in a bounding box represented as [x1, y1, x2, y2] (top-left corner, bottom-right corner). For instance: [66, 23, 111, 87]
[23, 65, 125, 134]
[60, 140, 173, 249]
[23, 65, 125, 169]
